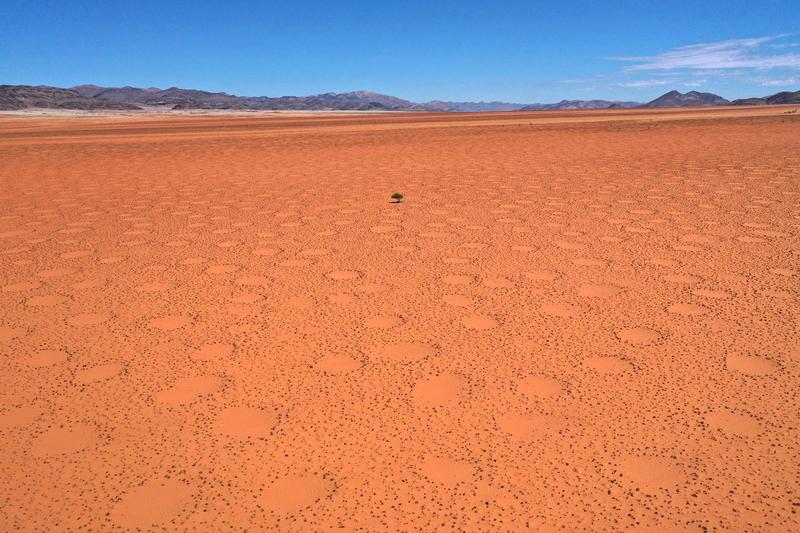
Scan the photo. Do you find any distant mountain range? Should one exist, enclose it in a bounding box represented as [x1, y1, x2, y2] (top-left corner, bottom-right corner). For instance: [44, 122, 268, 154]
[520, 99, 640, 111]
[0, 85, 798, 112]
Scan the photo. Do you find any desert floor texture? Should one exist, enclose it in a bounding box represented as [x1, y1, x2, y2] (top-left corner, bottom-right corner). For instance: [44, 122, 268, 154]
[0, 107, 798, 531]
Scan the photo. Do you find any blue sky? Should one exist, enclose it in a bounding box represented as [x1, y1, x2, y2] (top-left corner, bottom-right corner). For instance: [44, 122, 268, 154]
[1, 0, 798, 103]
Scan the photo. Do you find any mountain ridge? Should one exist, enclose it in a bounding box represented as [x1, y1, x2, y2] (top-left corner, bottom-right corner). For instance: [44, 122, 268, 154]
[731, 90, 800, 106]
[520, 99, 640, 111]
[1, 84, 797, 112]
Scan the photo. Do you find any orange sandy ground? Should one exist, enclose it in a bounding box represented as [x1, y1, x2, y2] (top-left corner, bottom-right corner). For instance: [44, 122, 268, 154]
[0, 107, 798, 531]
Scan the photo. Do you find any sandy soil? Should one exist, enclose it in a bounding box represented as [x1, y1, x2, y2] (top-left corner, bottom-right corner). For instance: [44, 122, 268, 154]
[0, 107, 798, 531]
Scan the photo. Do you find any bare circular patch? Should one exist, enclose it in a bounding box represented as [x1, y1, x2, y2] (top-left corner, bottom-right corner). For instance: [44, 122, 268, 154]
[483, 277, 514, 289]
[232, 293, 263, 304]
[763, 290, 792, 299]
[462, 314, 498, 330]
[496, 412, 566, 440]
[616, 328, 662, 345]
[365, 315, 404, 329]
[26, 295, 67, 307]
[726, 354, 777, 376]
[443, 294, 472, 307]
[235, 275, 271, 287]
[226, 303, 260, 316]
[111, 478, 194, 529]
[137, 282, 173, 293]
[2, 281, 41, 292]
[30, 423, 97, 457]
[524, 270, 557, 281]
[0, 326, 26, 342]
[705, 411, 762, 437]
[259, 474, 333, 514]
[192, 343, 234, 361]
[326, 270, 360, 280]
[72, 278, 106, 290]
[379, 342, 437, 363]
[155, 376, 221, 406]
[37, 268, 77, 278]
[419, 457, 472, 485]
[419, 231, 454, 239]
[617, 456, 683, 491]
[206, 264, 240, 274]
[28, 350, 69, 367]
[578, 284, 622, 298]
[149, 315, 191, 331]
[518, 374, 563, 398]
[328, 293, 355, 304]
[442, 275, 473, 285]
[215, 406, 277, 438]
[0, 405, 42, 428]
[737, 235, 764, 243]
[67, 313, 110, 326]
[315, 354, 362, 374]
[356, 282, 390, 294]
[626, 226, 650, 234]
[555, 240, 584, 250]
[412, 373, 465, 407]
[75, 363, 123, 384]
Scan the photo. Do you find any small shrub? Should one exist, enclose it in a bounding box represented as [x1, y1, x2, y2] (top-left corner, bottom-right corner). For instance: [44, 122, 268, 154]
[391, 193, 404, 202]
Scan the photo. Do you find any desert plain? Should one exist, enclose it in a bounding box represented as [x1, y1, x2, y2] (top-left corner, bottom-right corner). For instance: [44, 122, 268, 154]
[0, 106, 798, 531]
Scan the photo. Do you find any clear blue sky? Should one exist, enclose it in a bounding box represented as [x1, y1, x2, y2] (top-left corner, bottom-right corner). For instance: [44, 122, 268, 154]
[1, 0, 798, 103]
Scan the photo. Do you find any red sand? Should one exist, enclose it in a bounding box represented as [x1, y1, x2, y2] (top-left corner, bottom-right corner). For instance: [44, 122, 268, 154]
[0, 107, 799, 530]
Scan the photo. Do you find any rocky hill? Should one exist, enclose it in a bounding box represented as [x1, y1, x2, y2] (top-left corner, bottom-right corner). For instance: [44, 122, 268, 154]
[643, 90, 729, 108]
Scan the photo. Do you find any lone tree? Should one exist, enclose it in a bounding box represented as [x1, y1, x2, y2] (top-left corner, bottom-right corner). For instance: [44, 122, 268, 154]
[391, 192, 404, 203]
